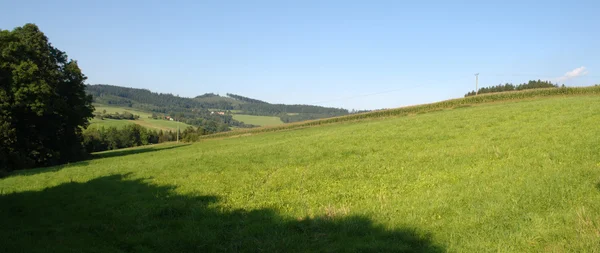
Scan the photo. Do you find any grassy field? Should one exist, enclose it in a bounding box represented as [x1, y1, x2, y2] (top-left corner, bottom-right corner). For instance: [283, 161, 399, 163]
[91, 105, 192, 132]
[2, 95, 600, 252]
[232, 114, 284, 126]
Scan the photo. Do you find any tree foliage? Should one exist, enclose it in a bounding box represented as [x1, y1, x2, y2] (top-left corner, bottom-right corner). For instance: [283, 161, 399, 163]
[0, 24, 93, 171]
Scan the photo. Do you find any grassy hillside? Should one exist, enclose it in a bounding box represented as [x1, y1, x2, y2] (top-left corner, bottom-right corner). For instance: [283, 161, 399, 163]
[91, 105, 192, 132]
[2, 95, 600, 252]
[232, 114, 284, 126]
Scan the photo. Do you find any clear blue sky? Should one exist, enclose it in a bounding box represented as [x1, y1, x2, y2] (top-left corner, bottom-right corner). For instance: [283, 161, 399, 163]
[2, 0, 599, 110]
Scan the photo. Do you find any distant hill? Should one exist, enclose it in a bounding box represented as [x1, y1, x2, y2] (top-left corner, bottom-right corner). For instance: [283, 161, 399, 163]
[86, 85, 350, 125]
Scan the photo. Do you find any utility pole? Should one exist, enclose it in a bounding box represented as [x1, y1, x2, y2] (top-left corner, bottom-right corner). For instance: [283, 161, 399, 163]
[176, 119, 179, 143]
[475, 73, 479, 95]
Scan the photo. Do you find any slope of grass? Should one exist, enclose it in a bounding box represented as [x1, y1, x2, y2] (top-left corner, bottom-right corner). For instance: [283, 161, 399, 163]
[2, 95, 600, 252]
[91, 105, 191, 132]
[232, 114, 284, 126]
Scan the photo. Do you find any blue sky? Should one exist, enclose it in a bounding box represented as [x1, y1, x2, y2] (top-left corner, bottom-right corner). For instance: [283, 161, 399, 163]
[2, 0, 599, 110]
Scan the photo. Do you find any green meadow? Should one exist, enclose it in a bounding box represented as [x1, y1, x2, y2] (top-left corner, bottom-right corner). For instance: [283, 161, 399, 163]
[2, 95, 600, 252]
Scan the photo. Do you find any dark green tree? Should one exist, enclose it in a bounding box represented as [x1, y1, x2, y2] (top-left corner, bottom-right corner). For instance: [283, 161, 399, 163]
[0, 24, 93, 171]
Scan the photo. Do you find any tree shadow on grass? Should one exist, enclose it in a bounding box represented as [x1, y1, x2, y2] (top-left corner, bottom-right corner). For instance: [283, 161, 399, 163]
[3, 144, 190, 179]
[5, 161, 90, 178]
[0, 174, 444, 253]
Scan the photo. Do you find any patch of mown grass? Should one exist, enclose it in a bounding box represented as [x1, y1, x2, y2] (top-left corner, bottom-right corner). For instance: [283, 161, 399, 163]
[232, 114, 284, 126]
[2, 95, 600, 251]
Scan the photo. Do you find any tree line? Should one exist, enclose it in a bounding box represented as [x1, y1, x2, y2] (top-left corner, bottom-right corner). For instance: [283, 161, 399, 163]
[82, 125, 167, 152]
[82, 123, 232, 153]
[465, 80, 563, 97]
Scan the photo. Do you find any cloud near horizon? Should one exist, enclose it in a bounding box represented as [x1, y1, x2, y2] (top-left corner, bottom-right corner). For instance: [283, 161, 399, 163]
[556, 66, 588, 83]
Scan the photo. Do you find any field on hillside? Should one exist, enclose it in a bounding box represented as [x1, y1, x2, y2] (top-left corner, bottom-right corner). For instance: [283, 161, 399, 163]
[91, 105, 192, 131]
[232, 114, 284, 126]
[2, 95, 600, 252]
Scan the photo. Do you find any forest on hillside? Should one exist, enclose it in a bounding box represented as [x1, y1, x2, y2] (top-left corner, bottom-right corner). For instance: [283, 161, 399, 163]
[86, 85, 350, 124]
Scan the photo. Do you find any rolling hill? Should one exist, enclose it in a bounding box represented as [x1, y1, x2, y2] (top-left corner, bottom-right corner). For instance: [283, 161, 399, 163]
[3, 90, 600, 251]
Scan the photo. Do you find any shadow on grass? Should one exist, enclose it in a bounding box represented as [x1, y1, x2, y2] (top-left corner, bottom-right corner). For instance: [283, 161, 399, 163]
[5, 161, 90, 178]
[91, 143, 190, 159]
[0, 174, 444, 252]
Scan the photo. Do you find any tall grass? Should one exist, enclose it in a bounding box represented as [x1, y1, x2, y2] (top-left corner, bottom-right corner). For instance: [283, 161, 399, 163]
[201, 86, 600, 139]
